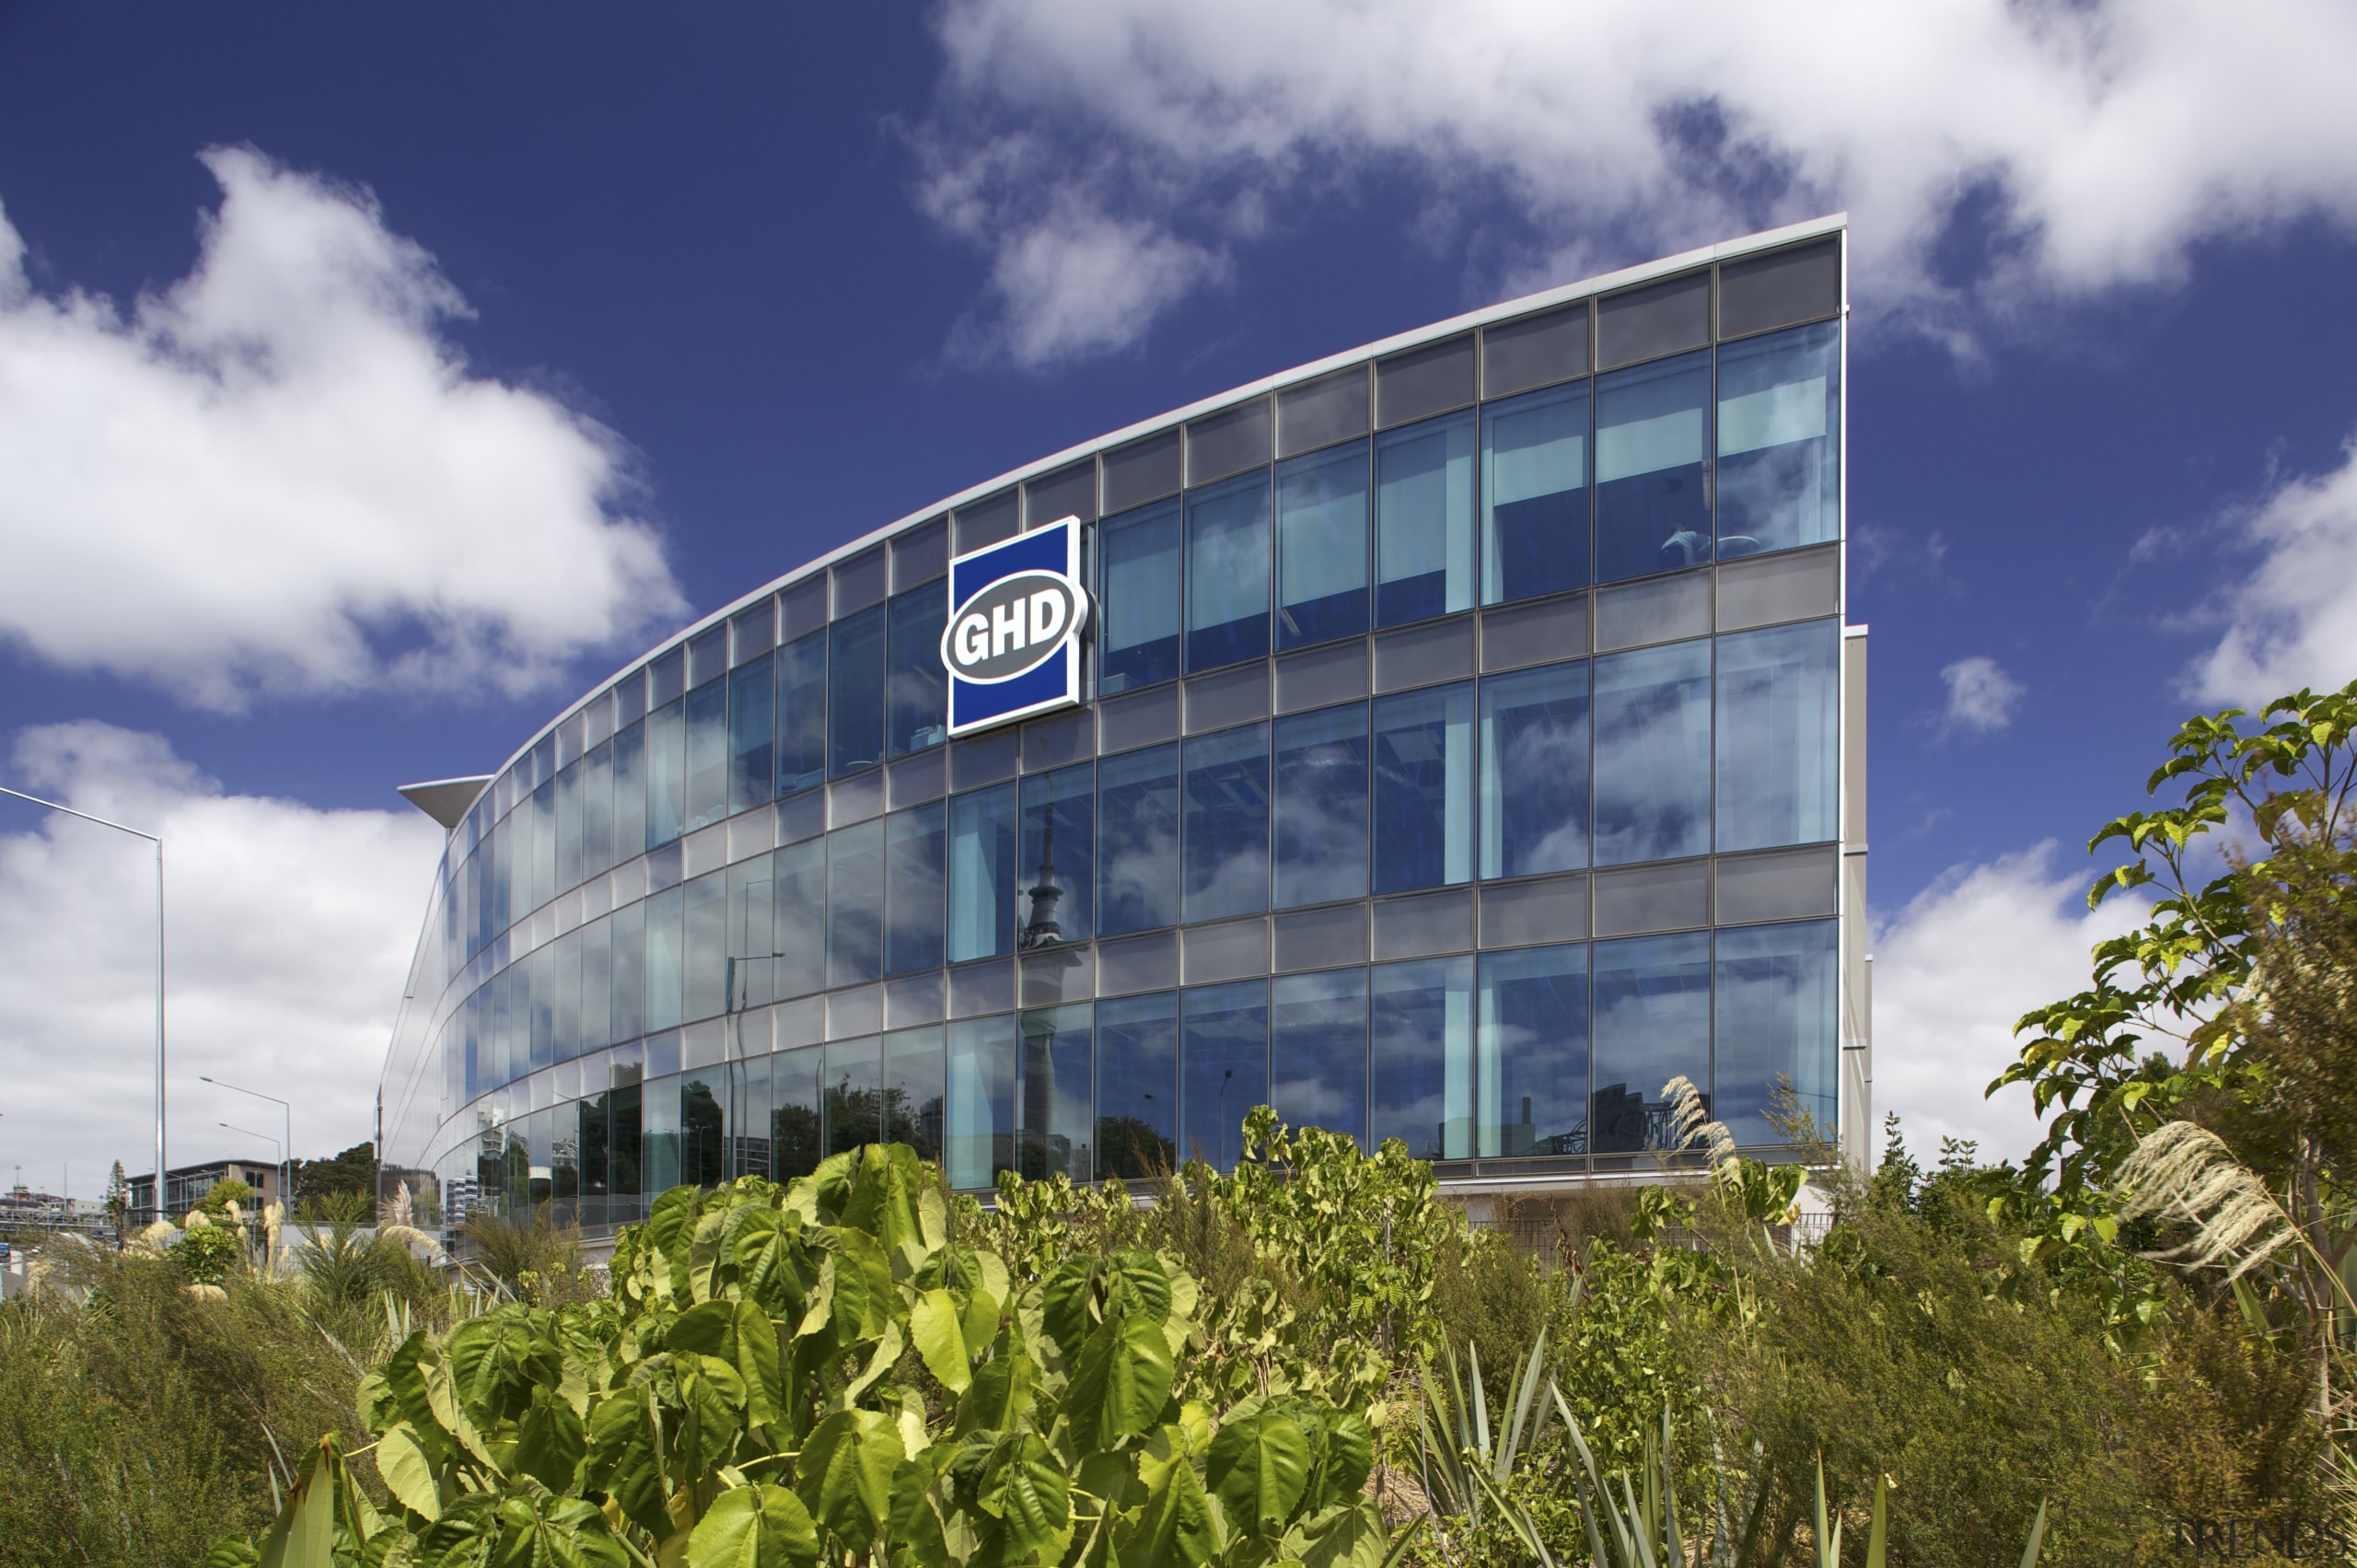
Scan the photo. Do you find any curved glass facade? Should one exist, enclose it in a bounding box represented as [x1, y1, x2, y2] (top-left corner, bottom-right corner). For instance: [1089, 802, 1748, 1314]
[377, 223, 1864, 1231]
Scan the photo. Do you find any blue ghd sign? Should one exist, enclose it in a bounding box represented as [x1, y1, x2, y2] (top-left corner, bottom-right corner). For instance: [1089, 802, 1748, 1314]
[941, 515, 1090, 738]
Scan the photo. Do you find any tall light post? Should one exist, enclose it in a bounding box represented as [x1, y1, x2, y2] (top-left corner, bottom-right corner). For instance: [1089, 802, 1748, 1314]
[203, 1074, 293, 1215]
[218, 1121, 281, 1187]
[0, 786, 165, 1219]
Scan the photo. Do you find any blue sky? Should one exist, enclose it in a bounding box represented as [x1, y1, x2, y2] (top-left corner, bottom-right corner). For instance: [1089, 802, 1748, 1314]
[4, 1, 2355, 1190]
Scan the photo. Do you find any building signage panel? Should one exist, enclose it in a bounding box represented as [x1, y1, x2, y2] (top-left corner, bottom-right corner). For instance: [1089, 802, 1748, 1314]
[942, 516, 1089, 737]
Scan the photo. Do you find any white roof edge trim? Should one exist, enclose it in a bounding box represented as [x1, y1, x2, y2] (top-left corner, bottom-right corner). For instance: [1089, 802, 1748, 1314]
[483, 215, 1847, 799]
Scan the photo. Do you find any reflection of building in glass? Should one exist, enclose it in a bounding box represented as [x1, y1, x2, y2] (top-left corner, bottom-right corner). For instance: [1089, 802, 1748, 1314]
[377, 221, 1871, 1233]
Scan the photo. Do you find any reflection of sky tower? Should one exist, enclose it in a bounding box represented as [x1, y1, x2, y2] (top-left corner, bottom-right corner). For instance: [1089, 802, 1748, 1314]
[1020, 814, 1063, 949]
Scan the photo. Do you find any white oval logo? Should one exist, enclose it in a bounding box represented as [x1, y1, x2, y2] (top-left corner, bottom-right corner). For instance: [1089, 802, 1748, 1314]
[940, 569, 1090, 684]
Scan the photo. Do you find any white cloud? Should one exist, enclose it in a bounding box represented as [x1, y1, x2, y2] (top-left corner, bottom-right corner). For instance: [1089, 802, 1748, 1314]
[2187, 436, 2357, 706]
[0, 722, 443, 1193]
[0, 146, 686, 712]
[914, 0, 2357, 362]
[1939, 655, 2025, 733]
[1869, 842, 2144, 1166]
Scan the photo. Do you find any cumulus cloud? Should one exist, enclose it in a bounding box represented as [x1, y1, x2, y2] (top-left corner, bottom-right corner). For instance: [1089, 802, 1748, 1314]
[912, 0, 2357, 363]
[1939, 655, 2025, 733]
[0, 722, 443, 1191]
[1870, 842, 2145, 1165]
[2187, 436, 2357, 706]
[0, 146, 686, 712]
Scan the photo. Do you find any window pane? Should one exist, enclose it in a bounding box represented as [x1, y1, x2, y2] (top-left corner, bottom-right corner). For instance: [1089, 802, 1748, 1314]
[583, 740, 614, 878]
[1271, 969, 1366, 1147]
[1480, 660, 1592, 878]
[1100, 498, 1182, 693]
[1714, 920, 1838, 1147]
[1019, 763, 1095, 947]
[1481, 383, 1589, 605]
[1180, 980, 1268, 1171]
[772, 838, 825, 998]
[610, 1078, 643, 1198]
[614, 721, 647, 858]
[1595, 350, 1712, 581]
[1096, 992, 1177, 1179]
[730, 653, 775, 816]
[886, 802, 946, 976]
[772, 1045, 823, 1179]
[1590, 931, 1710, 1152]
[680, 1070, 727, 1189]
[1369, 955, 1473, 1159]
[686, 679, 728, 831]
[888, 584, 949, 759]
[683, 871, 727, 1022]
[556, 761, 584, 891]
[610, 900, 645, 1041]
[529, 780, 556, 911]
[647, 698, 686, 847]
[1372, 682, 1474, 893]
[1376, 410, 1474, 626]
[1593, 641, 1711, 865]
[1186, 470, 1271, 672]
[641, 1074, 679, 1196]
[1273, 703, 1369, 908]
[946, 1015, 1016, 1189]
[733, 1054, 771, 1179]
[827, 821, 885, 987]
[1018, 1004, 1094, 1181]
[553, 930, 582, 1062]
[582, 916, 611, 1050]
[1716, 621, 1839, 853]
[1182, 723, 1271, 923]
[644, 884, 684, 1033]
[1097, 742, 1179, 936]
[884, 1025, 946, 1161]
[1716, 322, 1840, 557]
[948, 782, 1018, 963]
[1479, 944, 1588, 1157]
[824, 1037, 882, 1156]
[1275, 439, 1368, 649]
[777, 630, 827, 796]
[727, 861, 772, 1009]
[829, 604, 887, 777]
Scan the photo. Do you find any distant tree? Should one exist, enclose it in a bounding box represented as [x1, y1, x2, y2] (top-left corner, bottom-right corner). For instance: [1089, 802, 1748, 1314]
[195, 1176, 253, 1216]
[102, 1160, 129, 1241]
[292, 1141, 377, 1213]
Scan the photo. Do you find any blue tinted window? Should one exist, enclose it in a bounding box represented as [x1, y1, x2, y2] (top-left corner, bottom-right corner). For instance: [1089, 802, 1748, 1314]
[776, 630, 826, 796]
[729, 654, 774, 816]
[772, 838, 825, 998]
[529, 780, 556, 911]
[610, 900, 644, 1041]
[1273, 703, 1368, 908]
[1478, 944, 1588, 1157]
[827, 822, 885, 987]
[727, 858, 772, 1010]
[1595, 350, 1711, 581]
[1019, 763, 1095, 947]
[1182, 723, 1271, 923]
[1376, 410, 1474, 625]
[556, 761, 584, 892]
[583, 740, 615, 878]
[1590, 931, 1710, 1152]
[1097, 743, 1179, 936]
[884, 1026, 945, 1161]
[1180, 981, 1268, 1170]
[1275, 439, 1368, 649]
[1480, 660, 1591, 878]
[1095, 992, 1177, 1179]
[1372, 682, 1474, 893]
[1100, 499, 1181, 692]
[1018, 1004, 1095, 1181]
[1481, 382, 1589, 605]
[824, 1036, 881, 1156]
[1593, 641, 1711, 865]
[644, 883, 684, 1033]
[683, 870, 726, 1022]
[772, 1045, 823, 1179]
[1715, 621, 1839, 853]
[641, 1074, 679, 1195]
[613, 721, 647, 858]
[946, 1014, 1016, 1189]
[1369, 956, 1472, 1159]
[948, 782, 1018, 963]
[582, 918, 611, 1051]
[1271, 969, 1366, 1147]
[552, 930, 581, 1062]
[680, 1069, 728, 1189]
[1185, 470, 1271, 672]
[686, 679, 728, 831]
[887, 584, 948, 759]
[829, 604, 887, 777]
[885, 802, 946, 976]
[1716, 321, 1840, 557]
[1715, 920, 1838, 1147]
[646, 698, 686, 847]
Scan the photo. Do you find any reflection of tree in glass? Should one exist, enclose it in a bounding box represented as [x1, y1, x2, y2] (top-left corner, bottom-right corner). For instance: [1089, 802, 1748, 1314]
[1097, 1115, 1176, 1180]
[885, 1090, 944, 1162]
[681, 1081, 726, 1188]
[771, 1102, 822, 1179]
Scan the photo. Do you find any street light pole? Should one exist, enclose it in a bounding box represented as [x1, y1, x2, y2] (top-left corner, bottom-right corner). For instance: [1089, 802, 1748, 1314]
[203, 1075, 293, 1217]
[219, 1121, 282, 1185]
[0, 785, 165, 1220]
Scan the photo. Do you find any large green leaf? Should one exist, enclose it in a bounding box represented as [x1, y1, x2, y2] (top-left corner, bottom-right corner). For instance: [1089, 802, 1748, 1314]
[981, 1433, 1073, 1564]
[1206, 1411, 1310, 1533]
[840, 1144, 929, 1256]
[1065, 1310, 1177, 1448]
[685, 1483, 821, 1568]
[733, 1210, 815, 1318]
[1117, 1439, 1216, 1568]
[1283, 1500, 1392, 1568]
[670, 1299, 784, 1429]
[956, 1330, 1038, 1436]
[585, 1387, 668, 1539]
[488, 1489, 629, 1568]
[795, 1409, 903, 1551]
[512, 1386, 587, 1493]
[911, 1287, 973, 1393]
[377, 1423, 443, 1522]
[447, 1316, 563, 1427]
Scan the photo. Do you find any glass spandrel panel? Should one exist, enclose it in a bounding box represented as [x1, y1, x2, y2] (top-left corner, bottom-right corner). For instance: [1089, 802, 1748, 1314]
[1478, 943, 1588, 1158]
[1376, 335, 1474, 427]
[1185, 470, 1271, 672]
[644, 883, 684, 1033]
[1026, 459, 1098, 527]
[823, 1037, 882, 1156]
[1596, 272, 1709, 367]
[954, 492, 1018, 555]
[1273, 703, 1369, 909]
[948, 782, 1018, 963]
[1097, 742, 1179, 936]
[884, 1025, 946, 1162]
[776, 630, 826, 796]
[1593, 641, 1711, 865]
[1590, 931, 1710, 1153]
[826, 821, 885, 987]
[1481, 383, 1590, 606]
[1275, 438, 1369, 650]
[1595, 351, 1712, 582]
[1188, 399, 1271, 485]
[649, 648, 685, 709]
[1103, 429, 1181, 514]
[1093, 992, 1175, 1179]
[1715, 321, 1840, 557]
[885, 801, 946, 976]
[772, 1045, 823, 1179]
[1480, 659, 1592, 878]
[1482, 305, 1588, 399]
[772, 838, 825, 999]
[946, 1015, 1016, 1189]
[686, 679, 729, 831]
[892, 516, 948, 589]
[647, 698, 686, 848]
[1099, 499, 1182, 693]
[829, 605, 887, 778]
[1019, 763, 1096, 947]
[1181, 723, 1271, 924]
[1371, 681, 1473, 893]
[1715, 620, 1839, 853]
[1018, 1004, 1094, 1181]
[1271, 969, 1367, 1148]
[1718, 238, 1840, 340]
[683, 871, 727, 1023]
[1180, 980, 1268, 1171]
[727, 655, 774, 817]
[1277, 366, 1368, 456]
[1369, 955, 1473, 1159]
[781, 577, 826, 643]
[1714, 919, 1838, 1148]
[887, 584, 949, 758]
[833, 546, 888, 616]
[1376, 410, 1474, 626]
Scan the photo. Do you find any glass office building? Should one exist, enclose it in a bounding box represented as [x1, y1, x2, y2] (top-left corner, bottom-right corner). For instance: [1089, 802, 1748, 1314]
[377, 218, 1871, 1232]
